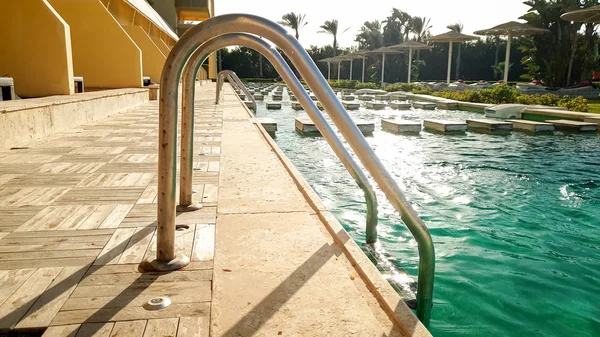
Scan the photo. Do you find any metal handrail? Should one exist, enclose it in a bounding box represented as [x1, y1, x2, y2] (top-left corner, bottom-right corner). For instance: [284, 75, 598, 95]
[216, 70, 256, 112]
[150, 14, 434, 326]
[178, 34, 378, 245]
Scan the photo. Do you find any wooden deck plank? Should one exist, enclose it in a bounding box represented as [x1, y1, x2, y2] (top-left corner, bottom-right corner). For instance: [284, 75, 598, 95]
[60, 288, 211, 311]
[99, 204, 134, 228]
[6, 229, 115, 238]
[15, 206, 81, 232]
[109, 320, 147, 337]
[56, 206, 99, 231]
[117, 227, 154, 264]
[0, 269, 36, 306]
[78, 205, 116, 230]
[177, 316, 209, 337]
[69, 281, 211, 299]
[0, 257, 96, 271]
[143, 318, 179, 337]
[0, 267, 63, 329]
[79, 270, 212, 286]
[94, 228, 136, 265]
[192, 225, 215, 262]
[0, 249, 101, 262]
[0, 242, 105, 253]
[136, 187, 158, 204]
[51, 303, 210, 326]
[75, 322, 115, 337]
[42, 324, 81, 337]
[144, 225, 195, 262]
[16, 265, 89, 329]
[56, 188, 143, 205]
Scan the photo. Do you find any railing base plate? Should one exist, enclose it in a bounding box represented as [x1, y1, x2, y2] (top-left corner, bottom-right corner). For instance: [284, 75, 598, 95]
[139, 253, 190, 272]
[176, 203, 203, 212]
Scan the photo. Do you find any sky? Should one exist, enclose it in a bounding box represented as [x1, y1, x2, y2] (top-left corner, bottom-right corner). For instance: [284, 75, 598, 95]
[214, 0, 531, 48]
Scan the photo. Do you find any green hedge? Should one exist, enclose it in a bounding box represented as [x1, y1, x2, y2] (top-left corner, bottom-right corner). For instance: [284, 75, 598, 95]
[327, 80, 378, 89]
[431, 85, 589, 112]
[241, 78, 278, 83]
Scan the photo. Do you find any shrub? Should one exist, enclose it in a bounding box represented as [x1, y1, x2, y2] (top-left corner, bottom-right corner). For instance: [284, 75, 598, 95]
[412, 87, 433, 95]
[241, 78, 278, 83]
[384, 83, 425, 92]
[328, 80, 361, 89]
[355, 82, 379, 89]
[558, 96, 589, 112]
[430, 85, 588, 112]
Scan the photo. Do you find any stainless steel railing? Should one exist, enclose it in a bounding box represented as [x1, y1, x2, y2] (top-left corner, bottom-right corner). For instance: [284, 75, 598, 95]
[146, 14, 435, 326]
[179, 34, 378, 245]
[216, 70, 256, 112]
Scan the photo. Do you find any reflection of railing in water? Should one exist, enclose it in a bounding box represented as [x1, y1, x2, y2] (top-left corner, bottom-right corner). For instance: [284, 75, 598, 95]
[215, 70, 256, 112]
[143, 14, 435, 326]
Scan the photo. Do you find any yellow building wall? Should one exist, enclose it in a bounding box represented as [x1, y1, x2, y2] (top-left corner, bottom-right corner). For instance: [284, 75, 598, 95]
[123, 26, 166, 83]
[0, 0, 74, 97]
[209, 53, 217, 80]
[48, 0, 143, 88]
[147, 25, 171, 56]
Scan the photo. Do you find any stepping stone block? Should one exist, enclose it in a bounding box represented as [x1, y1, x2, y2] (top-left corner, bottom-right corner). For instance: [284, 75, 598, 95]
[466, 119, 513, 133]
[413, 102, 436, 110]
[508, 120, 555, 133]
[423, 119, 467, 133]
[546, 119, 597, 133]
[381, 119, 421, 134]
[390, 101, 412, 110]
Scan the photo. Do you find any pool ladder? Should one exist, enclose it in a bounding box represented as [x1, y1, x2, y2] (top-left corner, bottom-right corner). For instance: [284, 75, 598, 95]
[215, 70, 256, 112]
[141, 14, 435, 327]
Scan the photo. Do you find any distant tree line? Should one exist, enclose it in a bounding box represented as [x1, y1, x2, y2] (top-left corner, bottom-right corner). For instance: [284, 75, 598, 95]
[220, 1, 600, 86]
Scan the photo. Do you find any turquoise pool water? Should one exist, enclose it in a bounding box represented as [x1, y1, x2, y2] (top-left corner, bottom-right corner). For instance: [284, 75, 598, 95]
[256, 93, 600, 337]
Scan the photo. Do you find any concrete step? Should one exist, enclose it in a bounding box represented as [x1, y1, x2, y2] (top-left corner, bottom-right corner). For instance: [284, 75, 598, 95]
[413, 101, 436, 110]
[545, 119, 598, 133]
[266, 102, 281, 110]
[354, 119, 375, 135]
[295, 117, 319, 134]
[423, 119, 467, 133]
[508, 119, 555, 133]
[390, 101, 412, 110]
[381, 119, 421, 134]
[342, 101, 360, 110]
[436, 100, 459, 110]
[366, 101, 387, 110]
[256, 117, 277, 134]
[466, 119, 513, 133]
[291, 102, 303, 111]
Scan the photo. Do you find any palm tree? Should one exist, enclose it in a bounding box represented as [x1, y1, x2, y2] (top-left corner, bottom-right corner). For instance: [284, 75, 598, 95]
[410, 16, 432, 60]
[410, 16, 432, 42]
[355, 20, 383, 50]
[278, 12, 308, 40]
[447, 22, 464, 79]
[319, 19, 349, 56]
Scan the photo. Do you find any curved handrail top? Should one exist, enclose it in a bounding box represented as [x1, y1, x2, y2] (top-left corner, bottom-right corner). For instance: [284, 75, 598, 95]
[160, 15, 434, 325]
[178, 33, 378, 243]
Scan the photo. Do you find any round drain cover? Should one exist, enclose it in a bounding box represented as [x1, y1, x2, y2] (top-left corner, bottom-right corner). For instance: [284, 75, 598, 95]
[143, 296, 171, 310]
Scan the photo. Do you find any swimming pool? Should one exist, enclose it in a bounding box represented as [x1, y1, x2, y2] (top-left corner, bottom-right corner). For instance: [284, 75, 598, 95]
[255, 90, 600, 337]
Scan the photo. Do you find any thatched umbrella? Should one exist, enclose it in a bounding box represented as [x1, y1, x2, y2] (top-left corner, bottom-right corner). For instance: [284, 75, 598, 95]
[428, 31, 479, 83]
[344, 50, 370, 82]
[474, 21, 549, 83]
[388, 40, 432, 83]
[561, 5, 600, 23]
[365, 46, 405, 86]
[318, 57, 339, 81]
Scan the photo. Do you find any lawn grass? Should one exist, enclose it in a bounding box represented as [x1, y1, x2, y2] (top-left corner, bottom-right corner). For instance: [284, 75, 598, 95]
[586, 99, 600, 114]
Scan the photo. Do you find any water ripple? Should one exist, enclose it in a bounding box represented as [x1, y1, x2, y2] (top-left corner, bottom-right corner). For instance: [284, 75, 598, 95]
[258, 100, 600, 337]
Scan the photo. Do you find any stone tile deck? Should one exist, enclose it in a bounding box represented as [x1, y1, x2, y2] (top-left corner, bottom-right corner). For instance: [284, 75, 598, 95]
[0, 84, 426, 337]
